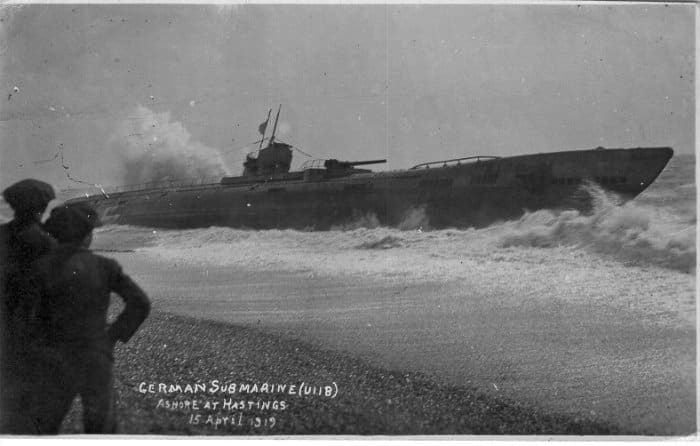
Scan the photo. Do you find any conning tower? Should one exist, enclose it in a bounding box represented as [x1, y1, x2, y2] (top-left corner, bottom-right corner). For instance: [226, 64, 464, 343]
[243, 104, 293, 177]
[243, 142, 292, 176]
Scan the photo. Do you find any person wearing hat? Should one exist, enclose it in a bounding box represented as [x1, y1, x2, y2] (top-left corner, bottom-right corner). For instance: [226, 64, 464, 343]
[27, 203, 150, 434]
[0, 179, 56, 316]
[0, 179, 57, 434]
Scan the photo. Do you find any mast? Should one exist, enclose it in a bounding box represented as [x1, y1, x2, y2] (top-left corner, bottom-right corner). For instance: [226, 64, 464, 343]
[258, 108, 272, 150]
[269, 104, 282, 144]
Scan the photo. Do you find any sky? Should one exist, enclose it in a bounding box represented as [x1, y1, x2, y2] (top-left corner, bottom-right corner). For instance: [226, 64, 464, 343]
[0, 3, 694, 194]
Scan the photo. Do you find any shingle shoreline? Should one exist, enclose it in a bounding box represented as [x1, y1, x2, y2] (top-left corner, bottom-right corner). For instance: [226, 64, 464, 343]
[61, 310, 625, 435]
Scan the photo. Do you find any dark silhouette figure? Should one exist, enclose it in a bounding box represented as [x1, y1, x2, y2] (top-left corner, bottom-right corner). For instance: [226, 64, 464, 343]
[29, 203, 151, 434]
[0, 179, 56, 434]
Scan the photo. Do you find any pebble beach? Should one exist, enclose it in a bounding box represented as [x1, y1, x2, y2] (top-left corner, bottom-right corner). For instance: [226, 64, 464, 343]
[61, 311, 623, 435]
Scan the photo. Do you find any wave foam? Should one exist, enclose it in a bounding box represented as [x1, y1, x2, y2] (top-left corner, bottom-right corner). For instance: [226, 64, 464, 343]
[498, 187, 696, 273]
[93, 179, 695, 275]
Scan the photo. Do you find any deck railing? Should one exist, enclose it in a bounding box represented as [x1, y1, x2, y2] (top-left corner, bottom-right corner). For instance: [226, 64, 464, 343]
[63, 177, 225, 198]
[68, 156, 502, 198]
[410, 156, 501, 170]
[111, 177, 222, 193]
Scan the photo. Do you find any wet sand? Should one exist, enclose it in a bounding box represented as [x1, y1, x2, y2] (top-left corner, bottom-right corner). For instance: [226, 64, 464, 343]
[104, 250, 696, 435]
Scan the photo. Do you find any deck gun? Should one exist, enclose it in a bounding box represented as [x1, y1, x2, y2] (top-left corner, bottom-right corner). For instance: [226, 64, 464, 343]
[323, 159, 387, 177]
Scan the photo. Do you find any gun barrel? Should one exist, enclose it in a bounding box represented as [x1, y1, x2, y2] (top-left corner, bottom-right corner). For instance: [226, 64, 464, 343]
[347, 159, 387, 166]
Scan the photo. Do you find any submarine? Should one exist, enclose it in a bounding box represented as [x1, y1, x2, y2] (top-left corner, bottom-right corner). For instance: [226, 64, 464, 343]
[66, 108, 674, 230]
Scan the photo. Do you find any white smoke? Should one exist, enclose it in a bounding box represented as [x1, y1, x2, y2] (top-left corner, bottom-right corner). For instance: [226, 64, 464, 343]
[110, 106, 230, 186]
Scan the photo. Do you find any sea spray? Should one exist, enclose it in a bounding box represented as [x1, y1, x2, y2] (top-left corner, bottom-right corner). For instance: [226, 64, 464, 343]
[398, 206, 431, 231]
[328, 206, 430, 232]
[109, 105, 229, 186]
[498, 193, 695, 273]
[95, 196, 695, 275]
[330, 212, 381, 231]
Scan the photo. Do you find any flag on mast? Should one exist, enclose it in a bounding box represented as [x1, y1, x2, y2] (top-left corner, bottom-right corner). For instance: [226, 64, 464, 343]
[258, 109, 272, 136]
[258, 108, 272, 149]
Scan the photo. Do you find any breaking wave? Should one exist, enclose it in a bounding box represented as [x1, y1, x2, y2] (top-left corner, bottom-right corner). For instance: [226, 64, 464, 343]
[498, 185, 695, 273]
[329, 206, 431, 231]
[94, 197, 694, 276]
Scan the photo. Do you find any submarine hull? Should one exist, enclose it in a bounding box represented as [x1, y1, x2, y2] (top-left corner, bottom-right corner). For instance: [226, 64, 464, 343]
[69, 147, 674, 230]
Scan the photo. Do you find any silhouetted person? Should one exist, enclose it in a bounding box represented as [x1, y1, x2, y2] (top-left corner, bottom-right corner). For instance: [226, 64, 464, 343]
[0, 179, 56, 434]
[30, 203, 150, 434]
